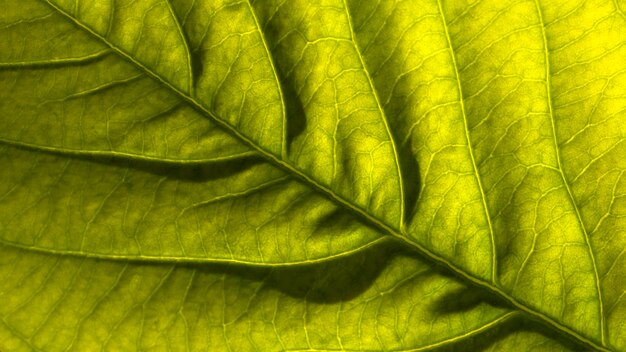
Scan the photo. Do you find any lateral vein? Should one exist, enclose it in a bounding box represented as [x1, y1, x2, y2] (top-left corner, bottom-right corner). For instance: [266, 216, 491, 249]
[341, 0, 406, 228]
[533, 0, 606, 344]
[435, 0, 498, 283]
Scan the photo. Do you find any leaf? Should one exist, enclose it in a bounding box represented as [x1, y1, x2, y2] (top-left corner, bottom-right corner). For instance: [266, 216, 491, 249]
[0, 0, 625, 351]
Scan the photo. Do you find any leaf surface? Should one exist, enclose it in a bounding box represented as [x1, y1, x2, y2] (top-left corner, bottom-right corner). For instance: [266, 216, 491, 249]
[1, 0, 626, 351]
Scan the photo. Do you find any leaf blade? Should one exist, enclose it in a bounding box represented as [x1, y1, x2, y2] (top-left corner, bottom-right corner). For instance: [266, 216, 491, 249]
[1, 0, 626, 350]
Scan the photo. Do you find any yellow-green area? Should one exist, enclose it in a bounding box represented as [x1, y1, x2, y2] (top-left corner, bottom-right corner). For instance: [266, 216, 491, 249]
[0, 0, 625, 350]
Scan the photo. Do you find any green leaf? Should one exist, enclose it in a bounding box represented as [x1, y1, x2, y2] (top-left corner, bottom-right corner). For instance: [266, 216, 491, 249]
[0, 0, 625, 351]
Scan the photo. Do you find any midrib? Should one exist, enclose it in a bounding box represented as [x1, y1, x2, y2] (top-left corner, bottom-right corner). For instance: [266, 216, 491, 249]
[37, 1, 612, 351]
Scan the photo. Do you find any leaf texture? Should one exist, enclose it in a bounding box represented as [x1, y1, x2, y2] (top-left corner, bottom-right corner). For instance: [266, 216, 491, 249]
[0, 0, 625, 351]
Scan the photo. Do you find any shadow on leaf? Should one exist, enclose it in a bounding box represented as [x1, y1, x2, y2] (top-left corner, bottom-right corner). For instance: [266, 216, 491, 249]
[431, 284, 509, 314]
[185, 239, 405, 303]
[4, 141, 267, 183]
[434, 314, 584, 351]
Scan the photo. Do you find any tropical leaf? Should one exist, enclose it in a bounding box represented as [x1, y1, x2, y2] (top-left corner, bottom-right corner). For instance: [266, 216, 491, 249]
[0, 0, 625, 350]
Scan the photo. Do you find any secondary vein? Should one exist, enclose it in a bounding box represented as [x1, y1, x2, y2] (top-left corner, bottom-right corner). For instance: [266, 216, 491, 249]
[533, 0, 606, 343]
[435, 0, 498, 283]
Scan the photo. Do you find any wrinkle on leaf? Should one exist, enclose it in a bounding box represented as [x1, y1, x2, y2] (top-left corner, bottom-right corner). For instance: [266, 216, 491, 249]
[0, 243, 513, 352]
[433, 315, 583, 352]
[0, 144, 386, 265]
